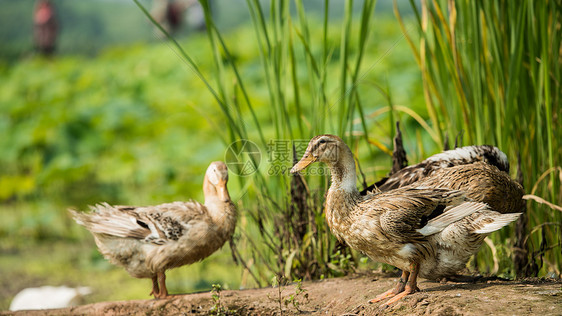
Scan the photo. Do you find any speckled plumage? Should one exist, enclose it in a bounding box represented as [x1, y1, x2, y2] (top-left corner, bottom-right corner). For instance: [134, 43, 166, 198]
[362, 144, 525, 218]
[70, 161, 236, 298]
[362, 145, 510, 194]
[414, 162, 525, 214]
[291, 135, 521, 305]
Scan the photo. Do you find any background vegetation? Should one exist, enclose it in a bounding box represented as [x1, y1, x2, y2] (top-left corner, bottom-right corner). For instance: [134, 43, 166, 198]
[0, 0, 559, 310]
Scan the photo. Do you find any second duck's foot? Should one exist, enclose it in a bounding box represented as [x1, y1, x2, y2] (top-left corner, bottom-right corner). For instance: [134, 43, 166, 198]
[150, 276, 160, 298]
[154, 292, 169, 299]
[154, 272, 169, 299]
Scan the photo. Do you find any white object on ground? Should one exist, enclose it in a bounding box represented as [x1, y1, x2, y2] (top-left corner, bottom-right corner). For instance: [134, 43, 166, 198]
[9, 286, 92, 311]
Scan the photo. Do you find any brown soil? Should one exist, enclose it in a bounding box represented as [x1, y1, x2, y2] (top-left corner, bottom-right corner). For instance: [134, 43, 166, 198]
[2, 272, 561, 316]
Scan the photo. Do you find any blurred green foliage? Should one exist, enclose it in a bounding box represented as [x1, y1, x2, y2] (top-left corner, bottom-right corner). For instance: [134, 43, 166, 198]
[0, 47, 219, 207]
[0, 11, 424, 210]
[0, 32, 241, 309]
[0, 11, 423, 308]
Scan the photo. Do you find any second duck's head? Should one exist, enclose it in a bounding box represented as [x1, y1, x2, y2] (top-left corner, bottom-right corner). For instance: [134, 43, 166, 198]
[291, 134, 349, 173]
[204, 161, 231, 202]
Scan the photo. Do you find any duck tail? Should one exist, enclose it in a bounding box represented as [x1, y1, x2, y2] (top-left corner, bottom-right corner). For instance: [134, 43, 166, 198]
[68, 204, 145, 238]
[69, 208, 87, 226]
[473, 212, 521, 234]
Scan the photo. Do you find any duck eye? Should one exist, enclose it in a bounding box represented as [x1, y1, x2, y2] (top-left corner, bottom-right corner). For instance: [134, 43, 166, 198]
[319, 139, 327, 144]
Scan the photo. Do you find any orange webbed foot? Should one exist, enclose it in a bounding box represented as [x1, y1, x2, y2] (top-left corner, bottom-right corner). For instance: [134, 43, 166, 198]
[379, 284, 419, 307]
[372, 262, 421, 307]
[369, 270, 409, 304]
[369, 288, 400, 303]
[150, 276, 160, 298]
[153, 272, 169, 299]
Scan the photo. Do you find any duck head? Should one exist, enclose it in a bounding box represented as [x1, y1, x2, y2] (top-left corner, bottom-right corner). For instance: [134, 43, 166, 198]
[291, 134, 346, 173]
[204, 161, 231, 202]
[292, 134, 359, 195]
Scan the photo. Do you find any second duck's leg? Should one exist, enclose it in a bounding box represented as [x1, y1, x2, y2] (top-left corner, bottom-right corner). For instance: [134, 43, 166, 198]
[149, 276, 159, 297]
[155, 272, 169, 299]
[369, 270, 410, 303]
[381, 262, 421, 306]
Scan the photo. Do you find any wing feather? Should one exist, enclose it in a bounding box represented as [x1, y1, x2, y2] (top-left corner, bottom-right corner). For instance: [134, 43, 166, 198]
[417, 202, 488, 236]
[375, 187, 480, 240]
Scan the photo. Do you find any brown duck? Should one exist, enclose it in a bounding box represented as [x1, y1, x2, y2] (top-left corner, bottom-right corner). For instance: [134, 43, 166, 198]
[364, 145, 525, 214]
[70, 161, 236, 299]
[363, 145, 511, 193]
[291, 135, 521, 306]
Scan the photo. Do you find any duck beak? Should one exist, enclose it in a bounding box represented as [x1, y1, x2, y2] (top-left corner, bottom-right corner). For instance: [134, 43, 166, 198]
[217, 180, 231, 202]
[290, 153, 316, 173]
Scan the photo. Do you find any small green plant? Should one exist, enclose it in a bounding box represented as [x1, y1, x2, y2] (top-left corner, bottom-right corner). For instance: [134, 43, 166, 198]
[210, 283, 233, 316]
[268, 274, 286, 315]
[283, 278, 309, 313]
[268, 274, 309, 315]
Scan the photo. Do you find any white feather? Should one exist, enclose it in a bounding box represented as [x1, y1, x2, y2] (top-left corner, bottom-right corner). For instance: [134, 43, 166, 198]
[426, 146, 479, 162]
[397, 243, 416, 259]
[425, 146, 508, 169]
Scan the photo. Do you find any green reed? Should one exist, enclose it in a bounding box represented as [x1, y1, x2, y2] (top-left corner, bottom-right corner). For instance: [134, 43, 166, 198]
[398, 0, 561, 277]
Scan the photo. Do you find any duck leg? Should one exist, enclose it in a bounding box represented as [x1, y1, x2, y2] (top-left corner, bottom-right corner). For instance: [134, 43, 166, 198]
[149, 276, 160, 297]
[380, 262, 421, 307]
[369, 270, 410, 303]
[155, 272, 169, 299]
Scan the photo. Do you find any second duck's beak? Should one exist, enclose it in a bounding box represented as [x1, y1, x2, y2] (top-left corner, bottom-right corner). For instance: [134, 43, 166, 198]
[217, 180, 231, 202]
[290, 153, 316, 173]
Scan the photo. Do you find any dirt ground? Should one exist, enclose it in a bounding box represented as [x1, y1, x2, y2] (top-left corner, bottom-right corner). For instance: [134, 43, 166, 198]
[2, 272, 561, 315]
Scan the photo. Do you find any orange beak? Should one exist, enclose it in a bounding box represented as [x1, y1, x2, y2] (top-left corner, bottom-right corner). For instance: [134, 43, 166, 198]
[290, 153, 317, 173]
[217, 180, 231, 202]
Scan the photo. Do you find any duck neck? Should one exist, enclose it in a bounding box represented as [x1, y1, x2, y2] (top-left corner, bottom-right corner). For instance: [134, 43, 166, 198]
[327, 145, 359, 195]
[203, 178, 237, 229]
[325, 146, 360, 222]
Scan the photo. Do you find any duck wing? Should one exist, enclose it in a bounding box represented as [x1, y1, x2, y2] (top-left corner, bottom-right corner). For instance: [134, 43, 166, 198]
[70, 201, 207, 245]
[368, 188, 489, 242]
